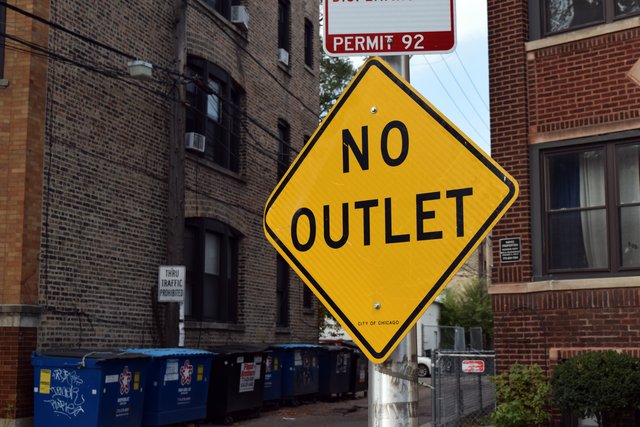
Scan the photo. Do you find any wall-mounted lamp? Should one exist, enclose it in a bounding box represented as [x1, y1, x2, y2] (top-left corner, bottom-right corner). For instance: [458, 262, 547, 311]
[127, 60, 153, 80]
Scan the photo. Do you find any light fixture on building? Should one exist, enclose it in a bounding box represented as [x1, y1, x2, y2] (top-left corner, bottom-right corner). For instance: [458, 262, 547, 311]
[127, 60, 153, 80]
[626, 57, 640, 87]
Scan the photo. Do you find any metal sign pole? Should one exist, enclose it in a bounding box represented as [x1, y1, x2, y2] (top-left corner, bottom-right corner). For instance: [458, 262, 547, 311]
[368, 55, 419, 427]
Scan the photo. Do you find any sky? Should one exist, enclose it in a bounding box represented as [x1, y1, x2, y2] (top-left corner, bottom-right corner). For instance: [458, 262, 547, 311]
[347, 0, 491, 154]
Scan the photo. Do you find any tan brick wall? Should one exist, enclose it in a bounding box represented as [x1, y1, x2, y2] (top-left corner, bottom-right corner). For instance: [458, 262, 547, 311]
[0, 0, 48, 305]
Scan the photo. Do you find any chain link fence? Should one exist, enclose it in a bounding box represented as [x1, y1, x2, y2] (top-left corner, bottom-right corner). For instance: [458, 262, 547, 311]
[432, 350, 496, 427]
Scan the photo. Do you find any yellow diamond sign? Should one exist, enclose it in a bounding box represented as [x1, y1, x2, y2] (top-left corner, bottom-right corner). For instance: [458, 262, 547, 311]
[264, 57, 518, 363]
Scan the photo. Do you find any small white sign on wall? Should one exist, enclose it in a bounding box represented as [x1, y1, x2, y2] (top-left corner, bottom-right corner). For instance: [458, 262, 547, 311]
[158, 266, 186, 302]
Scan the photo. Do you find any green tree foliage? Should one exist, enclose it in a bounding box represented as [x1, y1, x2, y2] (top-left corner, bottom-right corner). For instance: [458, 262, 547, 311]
[551, 351, 640, 426]
[491, 364, 551, 427]
[319, 50, 355, 118]
[439, 277, 493, 347]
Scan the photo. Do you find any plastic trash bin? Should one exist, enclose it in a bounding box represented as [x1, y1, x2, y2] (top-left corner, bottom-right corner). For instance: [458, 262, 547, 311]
[32, 349, 149, 427]
[318, 345, 352, 398]
[122, 348, 213, 426]
[271, 344, 321, 405]
[207, 345, 266, 424]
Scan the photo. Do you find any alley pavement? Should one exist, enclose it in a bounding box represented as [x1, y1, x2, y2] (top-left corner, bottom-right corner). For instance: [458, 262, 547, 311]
[202, 380, 433, 427]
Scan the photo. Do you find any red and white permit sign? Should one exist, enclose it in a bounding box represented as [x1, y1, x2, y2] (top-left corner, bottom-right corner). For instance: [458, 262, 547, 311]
[324, 0, 456, 56]
[461, 360, 485, 373]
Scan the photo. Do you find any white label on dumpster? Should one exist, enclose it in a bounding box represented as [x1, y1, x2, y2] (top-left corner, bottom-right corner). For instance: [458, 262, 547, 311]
[239, 363, 256, 392]
[105, 374, 118, 384]
[165, 359, 179, 382]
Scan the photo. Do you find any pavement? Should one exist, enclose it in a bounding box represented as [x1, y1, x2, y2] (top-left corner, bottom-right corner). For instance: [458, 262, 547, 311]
[202, 381, 433, 427]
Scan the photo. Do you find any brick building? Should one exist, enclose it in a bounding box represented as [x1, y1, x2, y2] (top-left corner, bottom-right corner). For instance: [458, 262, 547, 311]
[488, 0, 640, 415]
[0, 0, 320, 424]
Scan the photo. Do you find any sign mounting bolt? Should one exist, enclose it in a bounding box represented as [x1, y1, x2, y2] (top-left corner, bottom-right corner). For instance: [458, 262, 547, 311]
[374, 302, 381, 310]
[371, 106, 378, 114]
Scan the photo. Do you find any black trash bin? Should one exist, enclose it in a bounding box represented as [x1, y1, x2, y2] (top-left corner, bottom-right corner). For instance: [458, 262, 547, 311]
[207, 345, 266, 425]
[318, 345, 352, 399]
[349, 347, 368, 396]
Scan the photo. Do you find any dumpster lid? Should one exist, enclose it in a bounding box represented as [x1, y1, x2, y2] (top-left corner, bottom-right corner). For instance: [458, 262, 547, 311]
[319, 344, 352, 352]
[208, 344, 268, 355]
[123, 348, 213, 358]
[269, 343, 323, 350]
[33, 349, 149, 363]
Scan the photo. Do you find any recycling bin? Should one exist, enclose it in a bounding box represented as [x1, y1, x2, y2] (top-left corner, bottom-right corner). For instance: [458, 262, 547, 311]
[123, 348, 213, 426]
[207, 345, 266, 424]
[32, 349, 149, 427]
[262, 348, 283, 405]
[318, 345, 352, 398]
[271, 344, 321, 404]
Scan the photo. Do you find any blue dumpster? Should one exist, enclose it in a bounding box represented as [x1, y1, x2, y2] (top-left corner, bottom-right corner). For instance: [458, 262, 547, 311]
[207, 345, 266, 424]
[271, 344, 321, 405]
[123, 348, 213, 426]
[318, 345, 352, 398]
[32, 350, 149, 427]
[262, 348, 283, 405]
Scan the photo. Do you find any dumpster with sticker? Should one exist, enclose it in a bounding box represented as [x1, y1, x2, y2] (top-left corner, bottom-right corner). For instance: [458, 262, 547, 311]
[207, 345, 266, 425]
[271, 344, 321, 405]
[32, 350, 149, 427]
[262, 347, 283, 405]
[318, 345, 352, 398]
[123, 348, 213, 426]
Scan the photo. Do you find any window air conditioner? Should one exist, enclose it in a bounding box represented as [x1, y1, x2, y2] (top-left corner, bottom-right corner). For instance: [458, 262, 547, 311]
[185, 132, 206, 153]
[278, 48, 289, 66]
[230, 5, 249, 30]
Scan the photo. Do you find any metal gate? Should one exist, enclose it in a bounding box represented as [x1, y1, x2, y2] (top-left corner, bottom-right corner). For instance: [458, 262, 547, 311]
[432, 350, 496, 427]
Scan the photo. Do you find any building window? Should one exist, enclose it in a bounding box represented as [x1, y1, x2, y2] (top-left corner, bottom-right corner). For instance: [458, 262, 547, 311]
[0, 4, 5, 79]
[278, 0, 291, 54]
[541, 141, 640, 274]
[205, 0, 240, 20]
[184, 218, 240, 322]
[304, 19, 314, 68]
[276, 255, 289, 327]
[277, 120, 290, 179]
[186, 57, 242, 172]
[539, 0, 640, 36]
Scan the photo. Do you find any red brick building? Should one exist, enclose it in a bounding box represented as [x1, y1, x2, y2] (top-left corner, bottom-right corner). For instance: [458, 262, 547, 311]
[488, 0, 640, 415]
[0, 1, 320, 425]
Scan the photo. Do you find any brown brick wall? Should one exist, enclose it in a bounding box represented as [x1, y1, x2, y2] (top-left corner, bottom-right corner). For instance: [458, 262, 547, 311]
[488, 0, 533, 285]
[493, 288, 640, 372]
[0, 328, 37, 418]
[36, 0, 319, 350]
[529, 27, 640, 136]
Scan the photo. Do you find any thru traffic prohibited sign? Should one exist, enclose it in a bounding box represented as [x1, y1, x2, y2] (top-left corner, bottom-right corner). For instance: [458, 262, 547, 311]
[264, 58, 518, 363]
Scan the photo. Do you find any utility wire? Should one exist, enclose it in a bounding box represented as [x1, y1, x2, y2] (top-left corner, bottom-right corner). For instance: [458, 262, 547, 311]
[454, 50, 490, 112]
[440, 55, 490, 132]
[422, 56, 490, 148]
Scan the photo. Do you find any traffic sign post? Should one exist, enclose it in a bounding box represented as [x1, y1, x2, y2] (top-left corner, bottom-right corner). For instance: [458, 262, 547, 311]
[264, 57, 518, 363]
[324, 0, 456, 56]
